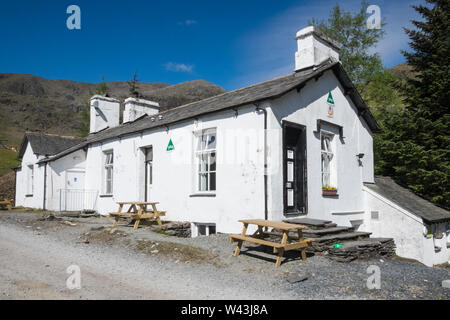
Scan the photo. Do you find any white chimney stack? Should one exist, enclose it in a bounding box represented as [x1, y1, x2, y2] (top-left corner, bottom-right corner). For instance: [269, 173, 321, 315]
[90, 95, 120, 134]
[295, 26, 340, 72]
[123, 97, 160, 123]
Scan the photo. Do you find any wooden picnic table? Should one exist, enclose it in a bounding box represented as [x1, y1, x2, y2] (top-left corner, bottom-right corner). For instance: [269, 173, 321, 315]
[109, 201, 165, 230]
[229, 219, 313, 267]
[0, 198, 12, 211]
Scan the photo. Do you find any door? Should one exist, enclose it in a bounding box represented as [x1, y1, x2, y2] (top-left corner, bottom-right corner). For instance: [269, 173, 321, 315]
[66, 171, 85, 190]
[65, 170, 85, 211]
[283, 122, 307, 215]
[144, 147, 153, 201]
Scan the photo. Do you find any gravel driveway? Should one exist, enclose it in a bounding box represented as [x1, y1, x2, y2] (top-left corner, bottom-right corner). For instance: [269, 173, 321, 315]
[0, 212, 448, 300]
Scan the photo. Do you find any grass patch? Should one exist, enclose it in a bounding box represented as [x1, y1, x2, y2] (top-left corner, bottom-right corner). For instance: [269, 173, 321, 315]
[0, 149, 19, 176]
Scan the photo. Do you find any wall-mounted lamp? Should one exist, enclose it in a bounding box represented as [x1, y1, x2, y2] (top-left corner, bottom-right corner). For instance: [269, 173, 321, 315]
[357, 153, 364, 166]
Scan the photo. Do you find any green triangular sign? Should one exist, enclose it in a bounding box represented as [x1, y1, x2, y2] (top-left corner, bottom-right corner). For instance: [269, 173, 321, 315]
[166, 139, 174, 151]
[327, 91, 335, 104]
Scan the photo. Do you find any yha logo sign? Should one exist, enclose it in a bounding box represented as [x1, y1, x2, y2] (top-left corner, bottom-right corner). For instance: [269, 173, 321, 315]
[327, 91, 335, 118]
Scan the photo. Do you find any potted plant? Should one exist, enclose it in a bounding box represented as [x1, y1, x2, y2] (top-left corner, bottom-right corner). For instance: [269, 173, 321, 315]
[322, 186, 337, 196]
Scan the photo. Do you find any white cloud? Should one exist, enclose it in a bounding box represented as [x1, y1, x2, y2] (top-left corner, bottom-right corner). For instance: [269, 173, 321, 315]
[165, 62, 194, 73]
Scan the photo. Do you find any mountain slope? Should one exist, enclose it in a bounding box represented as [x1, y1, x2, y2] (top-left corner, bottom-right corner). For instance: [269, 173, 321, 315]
[0, 74, 226, 148]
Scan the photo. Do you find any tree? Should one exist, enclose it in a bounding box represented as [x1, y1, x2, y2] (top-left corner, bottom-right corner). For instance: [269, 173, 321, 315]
[310, 1, 385, 89]
[78, 100, 90, 137]
[79, 76, 110, 137]
[128, 70, 141, 98]
[376, 0, 450, 207]
[96, 75, 109, 96]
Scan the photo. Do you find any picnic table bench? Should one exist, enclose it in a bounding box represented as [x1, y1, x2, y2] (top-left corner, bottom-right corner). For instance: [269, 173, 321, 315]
[109, 201, 165, 230]
[229, 219, 313, 267]
[0, 198, 13, 211]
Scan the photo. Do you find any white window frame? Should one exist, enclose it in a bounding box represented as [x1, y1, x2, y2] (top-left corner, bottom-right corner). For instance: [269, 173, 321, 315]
[27, 164, 34, 195]
[103, 150, 114, 195]
[192, 223, 217, 237]
[321, 132, 337, 189]
[194, 128, 217, 193]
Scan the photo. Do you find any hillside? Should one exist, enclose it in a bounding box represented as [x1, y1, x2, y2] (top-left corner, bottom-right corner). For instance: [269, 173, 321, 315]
[0, 73, 225, 186]
[0, 74, 225, 149]
[388, 63, 417, 81]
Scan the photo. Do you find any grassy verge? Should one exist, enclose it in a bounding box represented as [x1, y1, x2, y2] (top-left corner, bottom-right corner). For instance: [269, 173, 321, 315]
[0, 149, 19, 176]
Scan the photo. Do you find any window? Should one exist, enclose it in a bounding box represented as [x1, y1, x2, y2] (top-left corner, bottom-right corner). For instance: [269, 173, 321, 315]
[321, 133, 335, 188]
[104, 151, 114, 194]
[27, 165, 34, 195]
[145, 147, 153, 186]
[195, 129, 216, 192]
[371, 211, 379, 220]
[194, 223, 216, 237]
[144, 147, 153, 201]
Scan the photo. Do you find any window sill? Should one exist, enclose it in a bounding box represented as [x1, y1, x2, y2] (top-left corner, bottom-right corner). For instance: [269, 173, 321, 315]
[322, 189, 338, 197]
[189, 193, 216, 197]
[25, 194, 33, 197]
[99, 194, 113, 198]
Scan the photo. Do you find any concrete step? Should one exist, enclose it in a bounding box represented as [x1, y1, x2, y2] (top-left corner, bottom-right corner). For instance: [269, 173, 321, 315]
[283, 217, 332, 229]
[324, 222, 337, 228]
[302, 226, 353, 237]
[313, 231, 372, 242]
[269, 229, 370, 242]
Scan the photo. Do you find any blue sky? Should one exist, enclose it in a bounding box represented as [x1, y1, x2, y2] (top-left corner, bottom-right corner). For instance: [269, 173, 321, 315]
[0, 0, 423, 90]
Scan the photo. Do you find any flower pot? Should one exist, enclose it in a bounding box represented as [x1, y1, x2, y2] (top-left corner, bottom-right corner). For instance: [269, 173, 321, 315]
[322, 188, 338, 196]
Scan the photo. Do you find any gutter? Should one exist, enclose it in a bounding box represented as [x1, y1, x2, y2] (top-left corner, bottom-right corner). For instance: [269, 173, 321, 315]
[13, 168, 17, 205]
[43, 162, 47, 210]
[255, 105, 268, 222]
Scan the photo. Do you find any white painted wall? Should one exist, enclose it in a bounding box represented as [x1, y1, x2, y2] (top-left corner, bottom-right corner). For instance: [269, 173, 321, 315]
[45, 149, 86, 211]
[364, 186, 450, 266]
[90, 95, 120, 133]
[123, 97, 160, 123]
[295, 26, 340, 71]
[423, 221, 450, 266]
[15, 142, 45, 209]
[84, 105, 265, 234]
[267, 70, 374, 226]
[15, 142, 87, 211]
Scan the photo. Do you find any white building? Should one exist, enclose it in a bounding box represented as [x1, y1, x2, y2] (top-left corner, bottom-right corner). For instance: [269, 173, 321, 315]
[15, 26, 450, 266]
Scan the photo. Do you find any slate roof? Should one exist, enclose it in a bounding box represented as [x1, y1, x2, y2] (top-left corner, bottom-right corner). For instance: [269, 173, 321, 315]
[18, 132, 85, 159]
[364, 176, 450, 223]
[39, 60, 380, 164]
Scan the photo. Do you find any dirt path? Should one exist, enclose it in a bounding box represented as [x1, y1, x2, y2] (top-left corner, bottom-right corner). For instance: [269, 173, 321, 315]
[0, 212, 448, 300]
[0, 224, 178, 299]
[0, 215, 292, 300]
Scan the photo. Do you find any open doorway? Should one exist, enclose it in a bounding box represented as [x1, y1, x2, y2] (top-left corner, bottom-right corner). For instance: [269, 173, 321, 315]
[283, 121, 307, 215]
